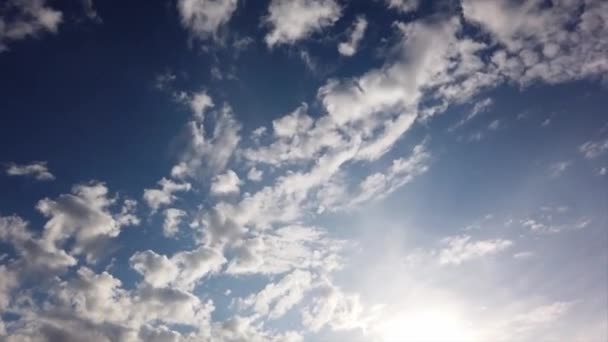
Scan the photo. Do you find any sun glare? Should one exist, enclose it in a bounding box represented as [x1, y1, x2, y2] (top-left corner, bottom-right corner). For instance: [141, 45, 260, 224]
[376, 309, 476, 342]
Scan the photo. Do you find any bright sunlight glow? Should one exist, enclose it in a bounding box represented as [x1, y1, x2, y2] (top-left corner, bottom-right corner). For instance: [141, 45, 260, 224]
[376, 309, 477, 342]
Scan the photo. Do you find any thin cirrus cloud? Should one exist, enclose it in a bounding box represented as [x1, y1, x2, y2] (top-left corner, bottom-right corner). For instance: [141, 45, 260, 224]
[0, 0, 607, 341]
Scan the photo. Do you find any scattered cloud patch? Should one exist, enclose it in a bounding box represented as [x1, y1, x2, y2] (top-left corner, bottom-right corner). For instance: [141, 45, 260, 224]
[177, 0, 238, 40]
[338, 16, 367, 57]
[0, 0, 63, 52]
[163, 208, 187, 237]
[5, 161, 55, 181]
[264, 0, 341, 47]
[439, 235, 512, 265]
[210, 169, 242, 195]
[143, 178, 191, 212]
[579, 138, 608, 159]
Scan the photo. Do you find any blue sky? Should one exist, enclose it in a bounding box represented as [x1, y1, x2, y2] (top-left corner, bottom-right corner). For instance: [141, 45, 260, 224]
[1, 0, 607, 341]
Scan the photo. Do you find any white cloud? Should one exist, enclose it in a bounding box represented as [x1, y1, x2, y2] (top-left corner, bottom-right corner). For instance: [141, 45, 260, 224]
[439, 235, 512, 265]
[5, 161, 55, 181]
[188, 90, 214, 119]
[272, 103, 314, 138]
[302, 281, 366, 332]
[579, 138, 608, 159]
[163, 208, 186, 237]
[130, 247, 226, 292]
[0, 214, 77, 275]
[210, 169, 242, 195]
[385, 0, 420, 12]
[239, 270, 313, 320]
[36, 182, 139, 263]
[0, 0, 63, 52]
[345, 142, 430, 209]
[488, 119, 501, 130]
[462, 0, 608, 85]
[226, 225, 343, 275]
[264, 0, 341, 47]
[247, 167, 263, 182]
[338, 16, 367, 57]
[177, 0, 238, 40]
[143, 178, 191, 212]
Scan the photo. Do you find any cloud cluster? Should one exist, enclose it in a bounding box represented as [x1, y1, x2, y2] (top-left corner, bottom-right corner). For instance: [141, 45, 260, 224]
[0, 0, 62, 52]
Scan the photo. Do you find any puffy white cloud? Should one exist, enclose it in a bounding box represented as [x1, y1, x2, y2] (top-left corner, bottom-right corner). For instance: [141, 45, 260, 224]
[0, 265, 18, 312]
[226, 225, 342, 275]
[0, 0, 63, 52]
[36, 182, 139, 263]
[242, 107, 344, 166]
[5, 161, 54, 181]
[272, 103, 314, 138]
[579, 138, 608, 159]
[130, 250, 180, 288]
[438, 235, 513, 265]
[188, 90, 214, 120]
[0, 214, 77, 276]
[177, 0, 238, 40]
[338, 16, 367, 57]
[163, 208, 186, 237]
[130, 247, 225, 291]
[210, 169, 241, 196]
[143, 178, 192, 212]
[264, 0, 341, 47]
[301, 282, 366, 332]
[247, 167, 263, 182]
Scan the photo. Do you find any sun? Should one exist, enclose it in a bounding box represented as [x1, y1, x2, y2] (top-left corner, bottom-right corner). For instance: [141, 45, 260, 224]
[376, 309, 476, 342]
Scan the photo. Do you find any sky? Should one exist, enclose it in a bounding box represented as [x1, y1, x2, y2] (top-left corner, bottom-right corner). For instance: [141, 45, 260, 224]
[0, 0, 607, 341]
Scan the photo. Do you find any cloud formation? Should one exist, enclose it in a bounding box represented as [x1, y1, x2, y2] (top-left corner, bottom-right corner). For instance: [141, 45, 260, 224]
[264, 0, 341, 47]
[5, 161, 55, 181]
[177, 0, 238, 40]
